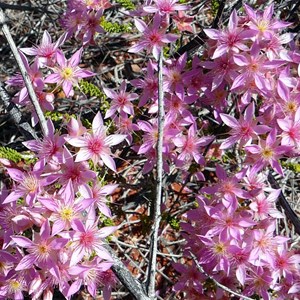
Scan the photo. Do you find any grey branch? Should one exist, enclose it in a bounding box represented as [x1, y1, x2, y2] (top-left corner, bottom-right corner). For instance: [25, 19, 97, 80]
[0, 8, 48, 136]
[0, 81, 39, 140]
[103, 244, 151, 300]
[146, 50, 164, 299]
[268, 171, 300, 235]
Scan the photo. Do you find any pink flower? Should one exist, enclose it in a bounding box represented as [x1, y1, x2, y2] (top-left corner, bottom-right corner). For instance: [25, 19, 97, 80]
[231, 42, 284, 92]
[81, 10, 104, 45]
[39, 180, 95, 235]
[131, 60, 159, 106]
[4, 161, 50, 206]
[56, 148, 96, 190]
[163, 53, 187, 94]
[6, 53, 44, 104]
[45, 47, 95, 97]
[67, 116, 87, 137]
[143, 0, 188, 16]
[219, 102, 270, 149]
[244, 3, 292, 40]
[249, 189, 284, 220]
[277, 107, 300, 148]
[20, 30, 67, 67]
[202, 165, 249, 211]
[23, 119, 66, 167]
[173, 123, 213, 166]
[270, 246, 300, 281]
[68, 258, 114, 298]
[204, 9, 255, 59]
[79, 181, 118, 218]
[103, 80, 138, 119]
[68, 216, 116, 265]
[128, 13, 178, 60]
[112, 113, 139, 145]
[173, 11, 194, 33]
[67, 112, 126, 171]
[11, 220, 68, 276]
[245, 128, 291, 175]
[243, 266, 273, 300]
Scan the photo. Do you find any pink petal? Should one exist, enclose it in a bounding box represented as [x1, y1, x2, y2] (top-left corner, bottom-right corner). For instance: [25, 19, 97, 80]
[11, 236, 33, 248]
[134, 18, 147, 33]
[15, 253, 35, 270]
[69, 47, 82, 67]
[75, 148, 92, 162]
[100, 153, 116, 171]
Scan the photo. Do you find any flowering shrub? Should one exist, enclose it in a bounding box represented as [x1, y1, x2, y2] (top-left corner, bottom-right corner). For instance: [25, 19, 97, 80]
[1, 0, 300, 300]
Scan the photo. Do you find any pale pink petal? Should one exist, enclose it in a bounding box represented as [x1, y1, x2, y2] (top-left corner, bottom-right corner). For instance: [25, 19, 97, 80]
[203, 28, 220, 40]
[134, 18, 147, 33]
[69, 47, 83, 67]
[11, 236, 33, 248]
[105, 134, 126, 146]
[62, 80, 73, 97]
[100, 153, 116, 171]
[92, 112, 104, 133]
[75, 148, 93, 162]
[15, 253, 35, 270]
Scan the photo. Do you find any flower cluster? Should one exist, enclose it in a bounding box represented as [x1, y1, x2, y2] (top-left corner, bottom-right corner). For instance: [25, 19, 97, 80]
[0, 112, 124, 299]
[6, 30, 94, 125]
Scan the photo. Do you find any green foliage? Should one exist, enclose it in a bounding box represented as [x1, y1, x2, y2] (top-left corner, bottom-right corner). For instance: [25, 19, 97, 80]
[102, 218, 115, 227]
[78, 80, 110, 114]
[100, 17, 132, 33]
[45, 111, 72, 122]
[115, 0, 135, 10]
[281, 161, 300, 173]
[168, 216, 180, 230]
[0, 146, 22, 163]
[211, 0, 220, 16]
[79, 80, 106, 98]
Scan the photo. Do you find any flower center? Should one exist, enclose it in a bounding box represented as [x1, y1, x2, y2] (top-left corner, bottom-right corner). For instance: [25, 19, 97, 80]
[262, 147, 273, 159]
[214, 242, 226, 255]
[149, 32, 161, 44]
[22, 174, 39, 193]
[9, 279, 22, 292]
[61, 67, 73, 80]
[88, 139, 103, 154]
[285, 101, 297, 114]
[80, 231, 95, 247]
[257, 20, 269, 33]
[60, 207, 74, 221]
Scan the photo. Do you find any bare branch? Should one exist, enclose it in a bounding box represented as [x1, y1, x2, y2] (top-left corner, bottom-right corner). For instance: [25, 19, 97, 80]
[0, 81, 39, 140]
[103, 244, 151, 300]
[0, 8, 48, 136]
[146, 50, 164, 299]
[268, 171, 300, 235]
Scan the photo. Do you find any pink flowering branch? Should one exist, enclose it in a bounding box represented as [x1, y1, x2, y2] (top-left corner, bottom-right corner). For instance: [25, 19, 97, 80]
[0, 8, 48, 136]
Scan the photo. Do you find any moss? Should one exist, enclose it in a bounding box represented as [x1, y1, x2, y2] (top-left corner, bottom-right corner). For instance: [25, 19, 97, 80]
[0, 146, 22, 163]
[211, 0, 220, 17]
[115, 0, 135, 10]
[100, 17, 132, 33]
[281, 161, 300, 173]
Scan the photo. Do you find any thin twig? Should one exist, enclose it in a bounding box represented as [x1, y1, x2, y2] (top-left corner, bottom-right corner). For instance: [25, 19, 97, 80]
[268, 171, 300, 235]
[0, 2, 55, 14]
[190, 252, 254, 300]
[146, 50, 164, 299]
[0, 8, 48, 136]
[0, 81, 39, 140]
